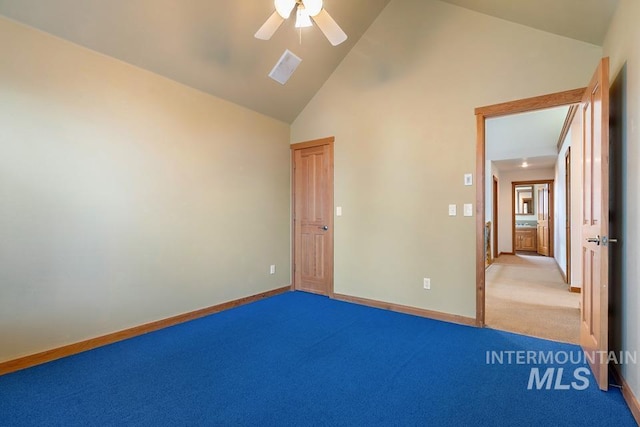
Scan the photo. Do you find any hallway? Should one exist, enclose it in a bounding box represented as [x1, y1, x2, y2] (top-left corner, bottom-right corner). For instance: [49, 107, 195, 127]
[486, 254, 580, 344]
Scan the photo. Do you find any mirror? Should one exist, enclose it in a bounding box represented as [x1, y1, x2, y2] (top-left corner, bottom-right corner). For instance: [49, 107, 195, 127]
[515, 185, 534, 215]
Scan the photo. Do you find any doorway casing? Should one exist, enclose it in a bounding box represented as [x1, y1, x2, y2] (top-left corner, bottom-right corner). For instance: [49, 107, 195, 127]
[511, 179, 555, 256]
[291, 137, 335, 296]
[475, 88, 585, 326]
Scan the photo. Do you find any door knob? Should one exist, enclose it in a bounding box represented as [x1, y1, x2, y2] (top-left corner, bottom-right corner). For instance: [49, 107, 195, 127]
[321, 225, 329, 231]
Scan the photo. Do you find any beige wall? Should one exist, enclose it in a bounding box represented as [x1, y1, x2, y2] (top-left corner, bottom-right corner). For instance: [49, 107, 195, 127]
[553, 125, 583, 289]
[603, 0, 640, 403]
[291, 0, 602, 317]
[554, 132, 570, 278]
[568, 114, 584, 289]
[0, 17, 291, 362]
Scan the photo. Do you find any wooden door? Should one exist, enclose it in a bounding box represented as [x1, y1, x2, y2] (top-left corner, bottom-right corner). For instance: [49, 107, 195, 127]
[537, 184, 550, 256]
[292, 138, 334, 296]
[580, 58, 610, 391]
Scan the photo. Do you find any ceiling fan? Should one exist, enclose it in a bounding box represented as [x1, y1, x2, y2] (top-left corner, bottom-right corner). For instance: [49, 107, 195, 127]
[255, 0, 348, 46]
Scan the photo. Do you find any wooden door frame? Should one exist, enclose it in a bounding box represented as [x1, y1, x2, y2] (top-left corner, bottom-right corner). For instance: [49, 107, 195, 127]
[291, 136, 335, 296]
[475, 88, 585, 326]
[510, 179, 554, 255]
[565, 148, 572, 284]
[492, 176, 499, 260]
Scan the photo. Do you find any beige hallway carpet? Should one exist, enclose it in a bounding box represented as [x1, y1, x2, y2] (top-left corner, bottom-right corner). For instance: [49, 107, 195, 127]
[486, 254, 580, 344]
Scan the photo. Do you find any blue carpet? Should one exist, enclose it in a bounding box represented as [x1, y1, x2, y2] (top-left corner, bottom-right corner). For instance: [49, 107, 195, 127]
[0, 291, 635, 426]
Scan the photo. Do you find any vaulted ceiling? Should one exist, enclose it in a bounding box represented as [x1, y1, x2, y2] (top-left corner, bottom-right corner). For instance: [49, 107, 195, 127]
[439, 0, 619, 46]
[0, 0, 391, 123]
[0, 0, 619, 123]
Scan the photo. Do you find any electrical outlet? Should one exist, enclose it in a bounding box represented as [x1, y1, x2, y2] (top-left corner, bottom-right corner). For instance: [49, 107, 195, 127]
[270, 265, 276, 275]
[448, 204, 457, 216]
[464, 203, 473, 217]
[423, 278, 431, 290]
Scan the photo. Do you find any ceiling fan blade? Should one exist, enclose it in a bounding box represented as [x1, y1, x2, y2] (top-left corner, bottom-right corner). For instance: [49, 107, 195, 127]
[301, 0, 323, 17]
[255, 11, 285, 40]
[312, 9, 347, 46]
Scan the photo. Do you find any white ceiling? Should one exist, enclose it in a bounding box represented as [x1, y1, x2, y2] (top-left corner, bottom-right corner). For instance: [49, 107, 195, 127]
[493, 156, 558, 172]
[0, 0, 619, 123]
[486, 106, 570, 172]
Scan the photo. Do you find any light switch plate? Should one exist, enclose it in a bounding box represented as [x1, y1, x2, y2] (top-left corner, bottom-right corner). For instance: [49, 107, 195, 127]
[464, 174, 473, 186]
[464, 203, 473, 217]
[336, 206, 342, 216]
[448, 204, 457, 216]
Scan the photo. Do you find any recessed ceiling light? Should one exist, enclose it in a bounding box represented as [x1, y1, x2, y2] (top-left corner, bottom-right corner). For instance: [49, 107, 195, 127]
[521, 161, 529, 168]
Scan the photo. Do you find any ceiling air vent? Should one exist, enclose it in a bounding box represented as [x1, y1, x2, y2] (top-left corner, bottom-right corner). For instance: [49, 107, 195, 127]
[268, 49, 302, 85]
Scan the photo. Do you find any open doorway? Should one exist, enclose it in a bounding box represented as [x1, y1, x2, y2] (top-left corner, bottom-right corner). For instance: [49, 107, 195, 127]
[477, 59, 612, 390]
[512, 180, 553, 256]
[479, 99, 580, 343]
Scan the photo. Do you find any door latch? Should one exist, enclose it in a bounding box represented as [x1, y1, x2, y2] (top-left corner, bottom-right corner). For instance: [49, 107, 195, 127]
[586, 236, 601, 245]
[587, 236, 619, 246]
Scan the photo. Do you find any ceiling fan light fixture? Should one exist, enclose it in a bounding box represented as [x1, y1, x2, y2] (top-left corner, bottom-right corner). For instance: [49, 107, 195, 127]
[295, 5, 313, 28]
[255, 0, 346, 46]
[302, 0, 323, 17]
[274, 0, 296, 19]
